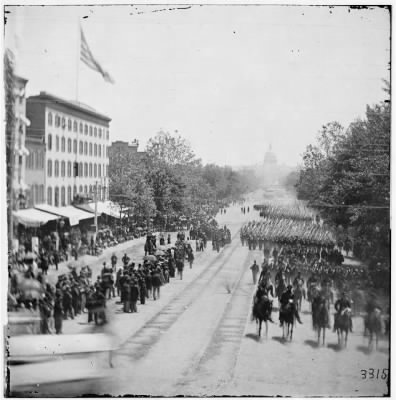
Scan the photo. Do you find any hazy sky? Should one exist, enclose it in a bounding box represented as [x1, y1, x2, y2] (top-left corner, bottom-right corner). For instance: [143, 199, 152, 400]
[5, 5, 390, 167]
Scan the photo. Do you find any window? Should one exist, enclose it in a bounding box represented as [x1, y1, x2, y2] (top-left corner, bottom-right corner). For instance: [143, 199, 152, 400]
[89, 184, 92, 195]
[89, 143, 92, 156]
[94, 163, 97, 177]
[94, 128, 97, 137]
[84, 163, 88, 177]
[68, 119, 72, 131]
[47, 159, 52, 177]
[98, 164, 101, 177]
[54, 160, 59, 177]
[106, 130, 109, 140]
[79, 141, 83, 154]
[79, 162, 83, 177]
[67, 161, 72, 177]
[61, 161, 65, 177]
[68, 138, 72, 153]
[73, 139, 77, 154]
[98, 145, 101, 157]
[79, 122, 83, 133]
[54, 187, 59, 207]
[32, 152, 36, 169]
[84, 185, 87, 194]
[84, 141, 88, 155]
[48, 134, 52, 151]
[61, 117, 66, 129]
[99, 128, 102, 139]
[103, 145, 105, 158]
[73, 121, 77, 132]
[61, 137, 65, 152]
[61, 187, 65, 206]
[48, 112, 53, 126]
[94, 144, 97, 156]
[89, 126, 92, 136]
[73, 185, 77, 199]
[47, 187, 52, 205]
[40, 152, 45, 169]
[79, 185, 83, 194]
[39, 185, 44, 203]
[89, 163, 92, 177]
[106, 146, 108, 158]
[55, 135, 59, 152]
[67, 186, 72, 205]
[84, 124, 88, 135]
[55, 115, 60, 127]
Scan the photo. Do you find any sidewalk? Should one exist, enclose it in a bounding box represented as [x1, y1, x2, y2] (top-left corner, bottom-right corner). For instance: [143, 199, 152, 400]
[45, 231, 164, 286]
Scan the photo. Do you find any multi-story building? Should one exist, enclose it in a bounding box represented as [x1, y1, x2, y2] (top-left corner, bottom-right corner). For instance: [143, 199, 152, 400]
[26, 91, 111, 207]
[109, 139, 146, 161]
[11, 75, 31, 210]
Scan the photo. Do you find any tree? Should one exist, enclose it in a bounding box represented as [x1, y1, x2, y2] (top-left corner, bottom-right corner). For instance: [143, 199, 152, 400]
[295, 82, 390, 267]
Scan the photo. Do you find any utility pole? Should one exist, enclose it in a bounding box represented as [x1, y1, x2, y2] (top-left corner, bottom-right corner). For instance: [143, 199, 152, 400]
[94, 180, 98, 242]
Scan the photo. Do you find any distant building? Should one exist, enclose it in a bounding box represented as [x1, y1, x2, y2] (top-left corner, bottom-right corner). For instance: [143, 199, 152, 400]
[262, 144, 278, 186]
[109, 139, 146, 161]
[26, 91, 111, 207]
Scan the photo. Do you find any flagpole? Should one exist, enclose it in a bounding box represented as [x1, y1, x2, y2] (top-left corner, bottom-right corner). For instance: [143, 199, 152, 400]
[76, 19, 80, 101]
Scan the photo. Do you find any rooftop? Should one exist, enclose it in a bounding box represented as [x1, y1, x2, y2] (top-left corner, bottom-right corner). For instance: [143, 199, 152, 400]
[27, 91, 111, 122]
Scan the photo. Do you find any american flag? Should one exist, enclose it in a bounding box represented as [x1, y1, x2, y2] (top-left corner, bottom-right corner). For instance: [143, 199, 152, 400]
[80, 27, 115, 84]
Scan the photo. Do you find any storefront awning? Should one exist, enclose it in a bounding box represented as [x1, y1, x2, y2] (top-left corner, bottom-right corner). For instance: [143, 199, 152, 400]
[34, 204, 94, 226]
[76, 201, 127, 219]
[13, 208, 60, 228]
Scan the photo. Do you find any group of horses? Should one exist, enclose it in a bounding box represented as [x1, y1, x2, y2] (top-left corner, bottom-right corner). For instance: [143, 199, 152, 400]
[252, 279, 385, 351]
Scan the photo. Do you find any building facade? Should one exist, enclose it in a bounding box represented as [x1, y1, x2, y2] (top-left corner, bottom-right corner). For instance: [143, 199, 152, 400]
[26, 91, 111, 207]
[11, 75, 31, 210]
[109, 139, 146, 160]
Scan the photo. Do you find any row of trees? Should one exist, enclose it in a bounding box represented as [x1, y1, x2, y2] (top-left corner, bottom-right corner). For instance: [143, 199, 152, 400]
[295, 81, 390, 266]
[109, 131, 259, 227]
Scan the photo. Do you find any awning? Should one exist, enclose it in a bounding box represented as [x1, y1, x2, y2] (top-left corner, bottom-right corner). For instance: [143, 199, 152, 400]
[77, 201, 126, 219]
[35, 204, 94, 226]
[13, 208, 60, 228]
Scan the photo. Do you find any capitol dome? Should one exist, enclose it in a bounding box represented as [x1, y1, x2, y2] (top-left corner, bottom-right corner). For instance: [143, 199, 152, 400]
[264, 144, 278, 166]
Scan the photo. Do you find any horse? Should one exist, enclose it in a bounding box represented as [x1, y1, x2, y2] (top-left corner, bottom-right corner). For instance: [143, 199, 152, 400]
[252, 296, 273, 338]
[334, 308, 352, 348]
[279, 301, 295, 341]
[312, 296, 330, 346]
[365, 308, 382, 351]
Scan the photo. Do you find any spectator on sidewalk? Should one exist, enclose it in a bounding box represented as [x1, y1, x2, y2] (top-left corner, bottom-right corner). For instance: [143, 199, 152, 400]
[54, 291, 63, 334]
[53, 250, 59, 271]
[111, 253, 118, 271]
[122, 276, 131, 313]
[122, 253, 130, 266]
[130, 279, 140, 313]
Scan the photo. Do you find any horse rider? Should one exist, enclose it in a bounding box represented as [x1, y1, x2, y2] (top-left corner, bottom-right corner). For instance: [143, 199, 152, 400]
[250, 260, 259, 284]
[258, 260, 270, 285]
[279, 285, 303, 326]
[252, 279, 274, 322]
[333, 292, 353, 332]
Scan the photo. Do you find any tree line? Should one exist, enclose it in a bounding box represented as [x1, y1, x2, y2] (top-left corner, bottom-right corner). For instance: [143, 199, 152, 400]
[109, 131, 259, 226]
[295, 81, 390, 269]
